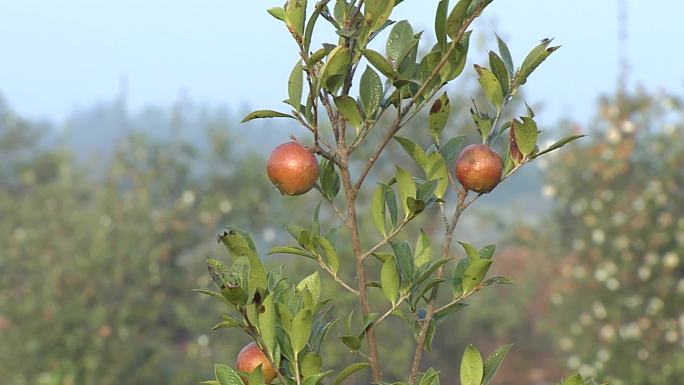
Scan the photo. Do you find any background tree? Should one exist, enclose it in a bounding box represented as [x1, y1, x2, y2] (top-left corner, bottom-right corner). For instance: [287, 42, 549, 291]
[538, 89, 684, 385]
[0, 99, 310, 385]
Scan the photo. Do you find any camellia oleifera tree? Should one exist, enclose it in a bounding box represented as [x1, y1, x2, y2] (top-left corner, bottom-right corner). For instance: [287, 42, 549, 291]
[198, 1, 587, 385]
[540, 90, 684, 385]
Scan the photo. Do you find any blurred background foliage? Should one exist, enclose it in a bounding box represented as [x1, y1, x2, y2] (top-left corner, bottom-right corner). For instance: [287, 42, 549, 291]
[0, 86, 683, 385]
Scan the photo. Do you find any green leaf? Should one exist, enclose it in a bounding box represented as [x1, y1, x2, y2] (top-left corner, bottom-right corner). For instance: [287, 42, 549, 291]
[482, 276, 515, 286]
[470, 107, 492, 142]
[457, 241, 479, 261]
[417, 51, 443, 96]
[285, 0, 307, 38]
[563, 374, 584, 385]
[384, 184, 398, 227]
[333, 0, 348, 24]
[394, 136, 428, 167]
[320, 46, 351, 93]
[442, 31, 471, 81]
[215, 364, 245, 385]
[359, 66, 383, 119]
[361, 49, 397, 79]
[495, 33, 514, 75]
[428, 93, 451, 142]
[317, 236, 340, 275]
[386, 21, 414, 69]
[451, 258, 469, 297]
[513, 117, 538, 156]
[414, 229, 432, 268]
[248, 366, 264, 385]
[440, 136, 466, 164]
[435, 0, 449, 51]
[425, 152, 448, 199]
[242, 110, 295, 123]
[518, 38, 560, 85]
[462, 258, 492, 292]
[414, 259, 448, 287]
[488, 51, 509, 96]
[434, 301, 467, 320]
[267, 7, 286, 21]
[474, 64, 503, 109]
[395, 166, 417, 217]
[416, 179, 438, 202]
[446, 0, 474, 38]
[460, 345, 484, 385]
[381, 256, 401, 305]
[345, 311, 354, 335]
[364, 0, 394, 32]
[207, 258, 230, 289]
[291, 308, 313, 355]
[419, 368, 439, 385]
[319, 159, 340, 200]
[334, 96, 363, 134]
[406, 197, 426, 215]
[193, 288, 233, 307]
[333, 363, 372, 385]
[532, 134, 586, 158]
[482, 344, 514, 385]
[297, 272, 321, 305]
[398, 38, 420, 85]
[218, 228, 267, 297]
[307, 45, 335, 68]
[392, 241, 415, 285]
[287, 225, 313, 249]
[301, 352, 322, 378]
[302, 371, 335, 385]
[288, 60, 304, 109]
[360, 313, 379, 334]
[212, 316, 241, 330]
[340, 335, 362, 351]
[268, 246, 312, 258]
[304, 2, 325, 52]
[478, 244, 496, 259]
[258, 294, 277, 359]
[372, 185, 388, 236]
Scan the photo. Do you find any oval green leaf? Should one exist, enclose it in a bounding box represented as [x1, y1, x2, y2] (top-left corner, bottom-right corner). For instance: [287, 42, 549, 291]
[460, 345, 484, 385]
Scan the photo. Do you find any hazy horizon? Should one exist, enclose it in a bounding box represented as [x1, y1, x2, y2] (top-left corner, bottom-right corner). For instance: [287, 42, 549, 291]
[1, 0, 682, 126]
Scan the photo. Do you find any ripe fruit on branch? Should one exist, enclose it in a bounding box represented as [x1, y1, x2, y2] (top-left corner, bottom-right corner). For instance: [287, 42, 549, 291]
[266, 141, 319, 195]
[455, 144, 503, 193]
[236, 342, 277, 384]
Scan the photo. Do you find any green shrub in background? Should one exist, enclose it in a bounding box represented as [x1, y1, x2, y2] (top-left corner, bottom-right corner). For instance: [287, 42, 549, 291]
[0, 100, 308, 385]
[540, 90, 684, 385]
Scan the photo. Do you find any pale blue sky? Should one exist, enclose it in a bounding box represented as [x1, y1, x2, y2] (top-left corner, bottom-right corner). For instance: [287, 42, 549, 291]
[0, 0, 681, 125]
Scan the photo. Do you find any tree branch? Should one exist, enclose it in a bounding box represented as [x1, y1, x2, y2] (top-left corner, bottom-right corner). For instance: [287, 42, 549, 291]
[338, 154, 383, 382]
[359, 218, 410, 261]
[407, 189, 467, 385]
[316, 257, 359, 295]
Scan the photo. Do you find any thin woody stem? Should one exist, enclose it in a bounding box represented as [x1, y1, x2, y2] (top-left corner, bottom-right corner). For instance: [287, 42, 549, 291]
[316, 257, 359, 295]
[407, 189, 467, 385]
[359, 218, 410, 261]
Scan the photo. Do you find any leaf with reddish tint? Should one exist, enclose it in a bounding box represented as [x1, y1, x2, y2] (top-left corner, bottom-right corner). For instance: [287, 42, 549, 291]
[428, 93, 451, 142]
